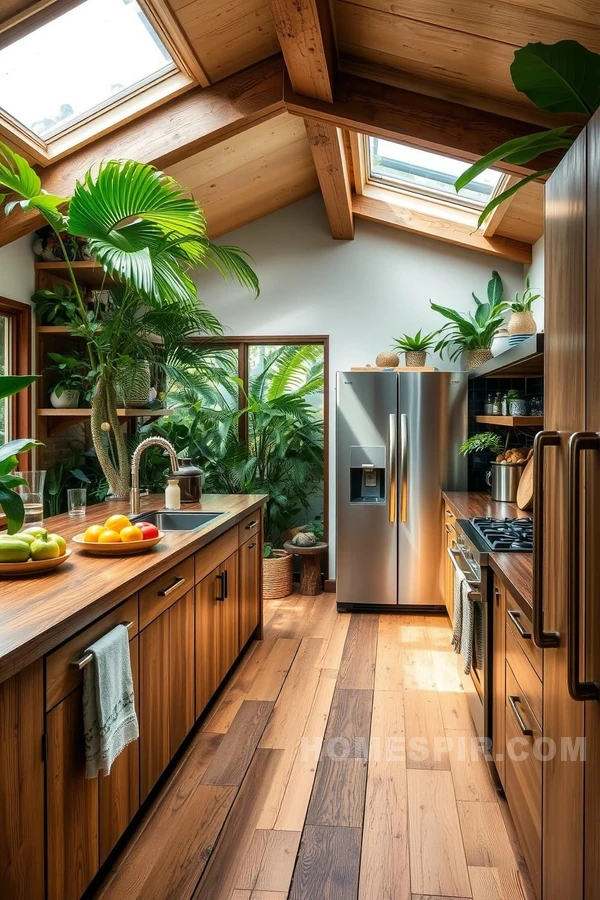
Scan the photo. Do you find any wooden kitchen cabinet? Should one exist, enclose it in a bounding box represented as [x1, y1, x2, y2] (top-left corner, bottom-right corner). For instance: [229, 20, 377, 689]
[195, 550, 240, 717]
[239, 534, 261, 647]
[169, 588, 195, 756]
[492, 576, 506, 789]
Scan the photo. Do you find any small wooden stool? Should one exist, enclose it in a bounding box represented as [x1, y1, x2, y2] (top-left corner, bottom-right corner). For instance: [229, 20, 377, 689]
[283, 541, 328, 596]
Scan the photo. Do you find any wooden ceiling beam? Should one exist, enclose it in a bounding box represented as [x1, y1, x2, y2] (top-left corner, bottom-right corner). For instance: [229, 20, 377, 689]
[305, 118, 354, 239]
[285, 71, 565, 179]
[482, 175, 519, 237]
[270, 0, 336, 102]
[0, 56, 285, 246]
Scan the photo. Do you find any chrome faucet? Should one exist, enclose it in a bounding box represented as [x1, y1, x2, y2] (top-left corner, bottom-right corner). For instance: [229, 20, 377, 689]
[131, 437, 179, 515]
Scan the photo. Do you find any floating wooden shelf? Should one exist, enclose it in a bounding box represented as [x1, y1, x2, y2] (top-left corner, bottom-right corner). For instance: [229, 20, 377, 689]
[35, 261, 112, 289]
[36, 325, 83, 335]
[474, 415, 544, 426]
[38, 408, 171, 417]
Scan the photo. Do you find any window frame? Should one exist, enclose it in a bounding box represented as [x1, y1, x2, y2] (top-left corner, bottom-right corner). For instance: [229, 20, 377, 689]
[0, 296, 33, 449]
[0, 0, 206, 164]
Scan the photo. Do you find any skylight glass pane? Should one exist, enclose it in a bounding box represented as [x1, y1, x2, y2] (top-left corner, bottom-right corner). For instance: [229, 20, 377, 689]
[0, 0, 176, 139]
[368, 137, 503, 208]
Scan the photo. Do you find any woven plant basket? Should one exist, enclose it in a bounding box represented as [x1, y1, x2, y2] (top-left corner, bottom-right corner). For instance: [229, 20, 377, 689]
[263, 549, 293, 600]
[405, 351, 427, 367]
[467, 349, 493, 370]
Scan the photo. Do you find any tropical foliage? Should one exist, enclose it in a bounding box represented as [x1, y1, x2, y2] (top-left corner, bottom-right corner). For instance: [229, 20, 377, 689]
[509, 276, 541, 312]
[0, 142, 258, 496]
[456, 41, 600, 226]
[431, 271, 507, 361]
[0, 375, 40, 532]
[392, 328, 439, 353]
[460, 432, 504, 457]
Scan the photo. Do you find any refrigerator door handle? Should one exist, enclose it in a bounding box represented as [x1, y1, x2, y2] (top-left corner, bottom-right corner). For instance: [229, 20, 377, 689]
[567, 432, 600, 702]
[388, 413, 397, 524]
[400, 413, 408, 523]
[532, 430, 560, 648]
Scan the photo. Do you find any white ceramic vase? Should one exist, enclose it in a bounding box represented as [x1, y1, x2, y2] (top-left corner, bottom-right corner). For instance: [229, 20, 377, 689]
[50, 389, 80, 409]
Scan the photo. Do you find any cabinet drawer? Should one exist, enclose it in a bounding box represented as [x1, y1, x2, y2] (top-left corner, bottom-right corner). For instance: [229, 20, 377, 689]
[506, 589, 542, 680]
[46, 595, 138, 711]
[444, 502, 456, 527]
[239, 509, 261, 540]
[505, 664, 542, 897]
[195, 527, 238, 583]
[140, 555, 194, 629]
[506, 623, 542, 727]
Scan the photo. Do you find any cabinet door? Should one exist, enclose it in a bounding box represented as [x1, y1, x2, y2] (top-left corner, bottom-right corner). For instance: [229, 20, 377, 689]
[444, 519, 456, 621]
[47, 688, 99, 900]
[195, 564, 222, 717]
[239, 536, 261, 647]
[140, 611, 170, 801]
[219, 550, 240, 680]
[169, 589, 195, 755]
[492, 578, 506, 789]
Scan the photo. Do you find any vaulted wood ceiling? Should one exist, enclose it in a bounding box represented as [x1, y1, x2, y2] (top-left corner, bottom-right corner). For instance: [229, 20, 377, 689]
[2, 0, 595, 257]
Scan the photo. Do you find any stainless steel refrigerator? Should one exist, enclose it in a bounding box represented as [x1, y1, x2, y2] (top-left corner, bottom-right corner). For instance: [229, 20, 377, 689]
[336, 371, 468, 608]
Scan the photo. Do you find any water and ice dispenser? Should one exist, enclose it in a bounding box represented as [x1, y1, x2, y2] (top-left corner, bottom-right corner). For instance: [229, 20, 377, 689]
[349, 445, 386, 503]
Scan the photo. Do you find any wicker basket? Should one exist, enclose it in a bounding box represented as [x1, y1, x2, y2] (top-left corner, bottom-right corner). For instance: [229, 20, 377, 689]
[263, 549, 293, 600]
[467, 349, 493, 369]
[405, 350, 427, 367]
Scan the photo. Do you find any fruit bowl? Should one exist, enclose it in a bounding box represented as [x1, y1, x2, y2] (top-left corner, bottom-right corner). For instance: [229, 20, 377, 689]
[0, 549, 72, 577]
[72, 533, 164, 555]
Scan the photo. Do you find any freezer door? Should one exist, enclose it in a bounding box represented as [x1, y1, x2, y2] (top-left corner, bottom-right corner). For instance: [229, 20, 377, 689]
[336, 371, 398, 605]
[397, 372, 467, 607]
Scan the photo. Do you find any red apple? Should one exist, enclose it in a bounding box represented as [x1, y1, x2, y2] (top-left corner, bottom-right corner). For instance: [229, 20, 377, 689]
[138, 522, 160, 540]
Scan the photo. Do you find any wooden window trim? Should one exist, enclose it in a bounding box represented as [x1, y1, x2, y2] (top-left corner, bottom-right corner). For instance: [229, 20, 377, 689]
[0, 296, 33, 467]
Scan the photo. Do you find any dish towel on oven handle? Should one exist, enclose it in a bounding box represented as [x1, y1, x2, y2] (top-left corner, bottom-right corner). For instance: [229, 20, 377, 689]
[451, 569, 482, 674]
[82, 623, 139, 778]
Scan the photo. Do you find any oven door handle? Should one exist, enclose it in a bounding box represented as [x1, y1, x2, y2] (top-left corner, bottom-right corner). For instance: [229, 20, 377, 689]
[446, 547, 483, 601]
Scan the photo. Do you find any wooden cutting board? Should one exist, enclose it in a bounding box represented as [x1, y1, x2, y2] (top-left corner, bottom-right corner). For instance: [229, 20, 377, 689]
[517, 456, 534, 510]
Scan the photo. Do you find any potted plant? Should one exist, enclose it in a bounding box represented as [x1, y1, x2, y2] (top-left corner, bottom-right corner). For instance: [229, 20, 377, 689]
[392, 329, 439, 367]
[0, 376, 40, 532]
[459, 432, 504, 458]
[0, 143, 259, 498]
[31, 285, 81, 326]
[507, 389, 529, 416]
[507, 278, 542, 336]
[47, 352, 90, 408]
[431, 271, 508, 369]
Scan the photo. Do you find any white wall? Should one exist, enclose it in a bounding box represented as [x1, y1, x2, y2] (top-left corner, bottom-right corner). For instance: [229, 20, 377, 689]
[0, 235, 34, 306]
[195, 194, 527, 575]
[525, 235, 545, 331]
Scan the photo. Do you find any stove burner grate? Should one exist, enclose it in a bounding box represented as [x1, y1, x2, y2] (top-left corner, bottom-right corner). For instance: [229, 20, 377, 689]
[469, 516, 533, 552]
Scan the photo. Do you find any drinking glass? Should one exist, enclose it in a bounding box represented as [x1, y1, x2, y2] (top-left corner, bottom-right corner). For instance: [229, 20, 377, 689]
[67, 488, 87, 517]
[15, 471, 46, 526]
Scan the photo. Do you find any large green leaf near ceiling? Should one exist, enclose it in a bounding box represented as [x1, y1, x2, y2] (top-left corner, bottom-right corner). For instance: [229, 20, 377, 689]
[511, 41, 600, 115]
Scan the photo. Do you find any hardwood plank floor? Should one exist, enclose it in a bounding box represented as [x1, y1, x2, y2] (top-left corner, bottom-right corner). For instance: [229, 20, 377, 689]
[95, 593, 532, 900]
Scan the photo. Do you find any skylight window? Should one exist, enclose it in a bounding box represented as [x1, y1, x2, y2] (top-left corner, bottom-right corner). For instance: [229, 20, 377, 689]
[368, 137, 503, 210]
[0, 0, 176, 140]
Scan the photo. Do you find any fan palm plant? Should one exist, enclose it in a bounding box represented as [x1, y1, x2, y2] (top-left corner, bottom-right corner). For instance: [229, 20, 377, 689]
[0, 143, 258, 496]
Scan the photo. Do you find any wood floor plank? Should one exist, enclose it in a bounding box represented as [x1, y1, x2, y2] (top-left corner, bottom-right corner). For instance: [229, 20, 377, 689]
[412, 895, 469, 900]
[447, 729, 498, 802]
[273, 669, 337, 831]
[424, 615, 453, 650]
[201, 638, 275, 734]
[303, 594, 338, 639]
[246, 638, 300, 701]
[359, 689, 410, 900]
[305, 754, 368, 827]
[402, 647, 437, 691]
[317, 611, 350, 671]
[201, 700, 274, 786]
[404, 689, 450, 771]
[337, 614, 378, 691]
[457, 800, 517, 868]
[375, 615, 404, 691]
[236, 829, 301, 893]
[407, 769, 471, 898]
[289, 825, 362, 900]
[468, 866, 526, 900]
[193, 748, 283, 899]
[321, 688, 373, 759]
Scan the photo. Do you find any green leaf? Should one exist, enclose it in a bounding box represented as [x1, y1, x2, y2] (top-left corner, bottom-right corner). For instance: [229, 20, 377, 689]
[0, 455, 18, 477]
[0, 438, 41, 464]
[454, 127, 573, 193]
[0, 482, 25, 534]
[511, 40, 600, 115]
[477, 169, 554, 227]
[0, 374, 37, 401]
[0, 142, 41, 199]
[487, 271, 503, 308]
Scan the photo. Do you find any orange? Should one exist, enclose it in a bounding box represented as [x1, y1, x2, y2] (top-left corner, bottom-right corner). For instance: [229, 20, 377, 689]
[104, 514, 132, 534]
[120, 525, 143, 543]
[83, 524, 107, 543]
[98, 530, 122, 543]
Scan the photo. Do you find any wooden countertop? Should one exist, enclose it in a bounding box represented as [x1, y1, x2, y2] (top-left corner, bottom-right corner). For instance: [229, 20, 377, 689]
[443, 491, 533, 616]
[0, 493, 266, 685]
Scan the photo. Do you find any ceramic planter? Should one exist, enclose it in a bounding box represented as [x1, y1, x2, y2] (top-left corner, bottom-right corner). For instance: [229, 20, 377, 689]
[491, 331, 511, 357]
[467, 349, 493, 370]
[405, 351, 427, 367]
[507, 311, 536, 335]
[508, 398, 529, 416]
[50, 389, 80, 409]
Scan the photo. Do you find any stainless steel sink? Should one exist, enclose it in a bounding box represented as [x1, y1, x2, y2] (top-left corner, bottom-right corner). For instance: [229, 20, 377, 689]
[131, 510, 225, 532]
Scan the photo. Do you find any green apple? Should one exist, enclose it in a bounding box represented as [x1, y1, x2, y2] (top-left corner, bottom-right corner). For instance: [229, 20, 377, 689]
[0, 539, 31, 563]
[30, 536, 60, 561]
[48, 533, 67, 556]
[22, 526, 48, 540]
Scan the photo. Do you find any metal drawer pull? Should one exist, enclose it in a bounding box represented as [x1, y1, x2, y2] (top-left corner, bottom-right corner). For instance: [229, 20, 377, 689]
[507, 609, 531, 640]
[223, 568, 229, 599]
[445, 509, 453, 517]
[70, 621, 134, 670]
[508, 694, 534, 736]
[215, 573, 225, 601]
[158, 576, 186, 597]
[248, 543, 256, 549]
[245, 520, 258, 529]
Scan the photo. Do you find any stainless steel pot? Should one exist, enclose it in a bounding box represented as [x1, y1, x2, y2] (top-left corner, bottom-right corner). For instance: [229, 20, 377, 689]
[175, 458, 203, 504]
[486, 462, 526, 502]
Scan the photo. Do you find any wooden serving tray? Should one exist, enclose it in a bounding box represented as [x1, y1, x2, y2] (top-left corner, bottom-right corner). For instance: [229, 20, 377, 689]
[0, 549, 72, 577]
[72, 533, 164, 555]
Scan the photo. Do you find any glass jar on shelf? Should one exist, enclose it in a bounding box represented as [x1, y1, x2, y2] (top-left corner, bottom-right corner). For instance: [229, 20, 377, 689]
[484, 394, 494, 415]
[501, 391, 509, 416]
[491, 392, 502, 416]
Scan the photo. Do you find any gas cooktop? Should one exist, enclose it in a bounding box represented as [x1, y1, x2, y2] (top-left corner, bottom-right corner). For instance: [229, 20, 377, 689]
[469, 516, 533, 552]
